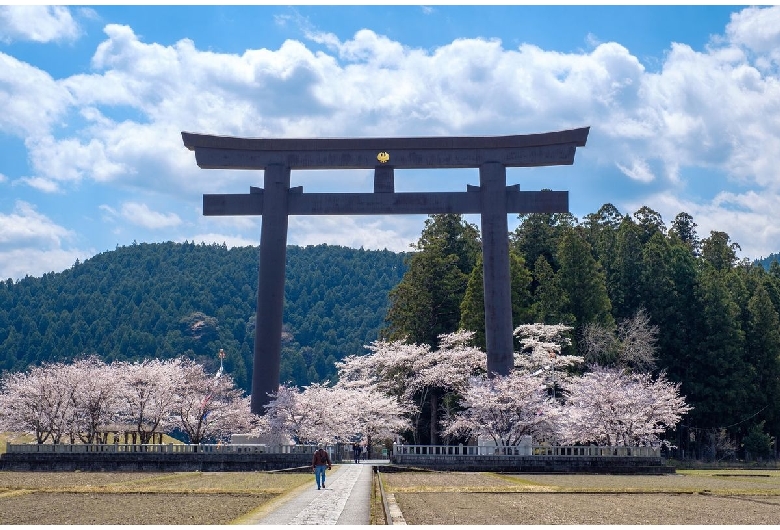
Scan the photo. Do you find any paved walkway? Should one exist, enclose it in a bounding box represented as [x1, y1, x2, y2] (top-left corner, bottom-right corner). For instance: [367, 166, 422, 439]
[249, 461, 387, 525]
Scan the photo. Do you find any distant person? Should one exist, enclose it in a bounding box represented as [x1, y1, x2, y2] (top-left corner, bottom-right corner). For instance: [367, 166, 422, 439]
[352, 442, 361, 463]
[311, 443, 332, 490]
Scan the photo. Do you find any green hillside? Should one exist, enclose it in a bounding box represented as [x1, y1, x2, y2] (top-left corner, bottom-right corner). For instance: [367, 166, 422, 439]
[755, 252, 780, 271]
[0, 242, 407, 391]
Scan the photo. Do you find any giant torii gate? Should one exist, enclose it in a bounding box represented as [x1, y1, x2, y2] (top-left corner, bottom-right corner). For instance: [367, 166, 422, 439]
[182, 127, 589, 414]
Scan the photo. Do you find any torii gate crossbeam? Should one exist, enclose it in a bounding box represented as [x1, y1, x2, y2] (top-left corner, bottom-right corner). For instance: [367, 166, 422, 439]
[183, 127, 589, 414]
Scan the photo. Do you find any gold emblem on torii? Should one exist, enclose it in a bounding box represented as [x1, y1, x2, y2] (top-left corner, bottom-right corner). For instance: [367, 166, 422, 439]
[377, 151, 390, 163]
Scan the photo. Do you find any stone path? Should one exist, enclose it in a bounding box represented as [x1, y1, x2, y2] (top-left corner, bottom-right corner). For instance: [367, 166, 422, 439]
[250, 461, 384, 525]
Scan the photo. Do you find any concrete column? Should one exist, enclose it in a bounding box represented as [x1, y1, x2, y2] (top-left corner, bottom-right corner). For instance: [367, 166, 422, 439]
[251, 164, 290, 414]
[479, 162, 513, 377]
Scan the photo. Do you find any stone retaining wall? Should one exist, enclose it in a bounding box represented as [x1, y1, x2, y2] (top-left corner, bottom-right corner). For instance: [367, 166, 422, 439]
[390, 454, 674, 474]
[0, 452, 313, 472]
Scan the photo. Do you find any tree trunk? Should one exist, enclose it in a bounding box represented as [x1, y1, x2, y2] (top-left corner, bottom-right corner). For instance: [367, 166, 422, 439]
[430, 390, 439, 445]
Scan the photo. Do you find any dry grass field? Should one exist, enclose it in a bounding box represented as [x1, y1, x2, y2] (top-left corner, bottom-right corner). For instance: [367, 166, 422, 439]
[0, 470, 312, 525]
[381, 469, 780, 525]
[3, 465, 780, 524]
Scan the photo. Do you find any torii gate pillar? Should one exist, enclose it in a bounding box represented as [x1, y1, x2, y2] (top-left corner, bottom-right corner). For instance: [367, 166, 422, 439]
[183, 127, 589, 414]
[254, 164, 290, 412]
[480, 162, 514, 375]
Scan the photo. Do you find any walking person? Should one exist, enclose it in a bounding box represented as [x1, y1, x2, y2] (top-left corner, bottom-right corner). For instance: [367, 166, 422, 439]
[311, 443, 332, 490]
[352, 442, 361, 463]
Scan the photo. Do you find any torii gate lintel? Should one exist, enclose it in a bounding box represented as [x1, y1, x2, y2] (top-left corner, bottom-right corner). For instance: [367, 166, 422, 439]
[183, 127, 589, 414]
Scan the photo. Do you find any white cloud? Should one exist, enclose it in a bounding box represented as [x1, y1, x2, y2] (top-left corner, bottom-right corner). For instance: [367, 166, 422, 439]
[187, 233, 257, 248]
[726, 5, 780, 64]
[99, 204, 118, 220]
[18, 176, 61, 193]
[0, 247, 92, 281]
[0, 201, 92, 279]
[0, 5, 81, 44]
[26, 135, 129, 186]
[120, 202, 182, 230]
[0, 201, 72, 247]
[0, 53, 74, 138]
[616, 159, 655, 183]
[3, 5, 780, 274]
[626, 189, 780, 261]
[288, 216, 421, 252]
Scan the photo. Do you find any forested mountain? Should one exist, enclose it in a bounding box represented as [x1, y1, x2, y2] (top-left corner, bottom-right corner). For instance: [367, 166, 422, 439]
[0, 242, 407, 392]
[755, 252, 780, 271]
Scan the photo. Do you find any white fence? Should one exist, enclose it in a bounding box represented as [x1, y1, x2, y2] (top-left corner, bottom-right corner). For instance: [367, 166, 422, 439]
[4, 443, 322, 455]
[393, 444, 660, 458]
[6, 442, 659, 458]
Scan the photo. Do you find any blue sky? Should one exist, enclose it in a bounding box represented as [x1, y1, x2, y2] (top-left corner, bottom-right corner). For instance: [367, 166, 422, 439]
[1, 4, 779, 280]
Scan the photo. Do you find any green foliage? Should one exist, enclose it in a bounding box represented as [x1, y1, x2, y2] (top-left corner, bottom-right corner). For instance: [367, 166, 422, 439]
[745, 282, 780, 436]
[529, 255, 573, 325]
[743, 422, 773, 459]
[556, 228, 613, 329]
[701, 231, 741, 271]
[459, 251, 534, 349]
[384, 214, 479, 347]
[687, 267, 749, 430]
[0, 242, 406, 392]
[459, 255, 486, 348]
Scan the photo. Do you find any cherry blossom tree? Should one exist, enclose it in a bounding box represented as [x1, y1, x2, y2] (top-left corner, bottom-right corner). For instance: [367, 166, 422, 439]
[336, 340, 428, 442]
[337, 340, 427, 399]
[513, 323, 583, 397]
[0, 362, 81, 444]
[441, 371, 560, 446]
[0, 367, 55, 443]
[331, 383, 412, 450]
[114, 358, 182, 443]
[1, 356, 256, 445]
[406, 330, 486, 443]
[67, 357, 122, 443]
[263, 383, 335, 444]
[558, 366, 691, 447]
[337, 331, 485, 444]
[172, 359, 256, 444]
[262, 381, 411, 447]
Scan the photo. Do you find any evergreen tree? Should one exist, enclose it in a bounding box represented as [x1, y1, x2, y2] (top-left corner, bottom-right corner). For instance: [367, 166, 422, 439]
[689, 266, 750, 434]
[701, 231, 741, 271]
[745, 282, 780, 438]
[460, 251, 534, 349]
[459, 258, 486, 348]
[384, 214, 480, 347]
[530, 255, 573, 325]
[511, 211, 576, 273]
[632, 206, 666, 246]
[652, 233, 699, 387]
[583, 204, 623, 308]
[612, 217, 644, 320]
[669, 211, 700, 255]
[556, 228, 613, 330]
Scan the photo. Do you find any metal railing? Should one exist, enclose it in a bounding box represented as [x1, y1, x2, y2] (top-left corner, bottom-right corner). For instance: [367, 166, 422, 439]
[4, 442, 325, 455]
[6, 442, 659, 458]
[392, 444, 660, 457]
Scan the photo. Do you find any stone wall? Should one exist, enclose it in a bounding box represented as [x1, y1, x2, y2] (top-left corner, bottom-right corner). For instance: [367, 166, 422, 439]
[390, 454, 674, 474]
[0, 452, 314, 472]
